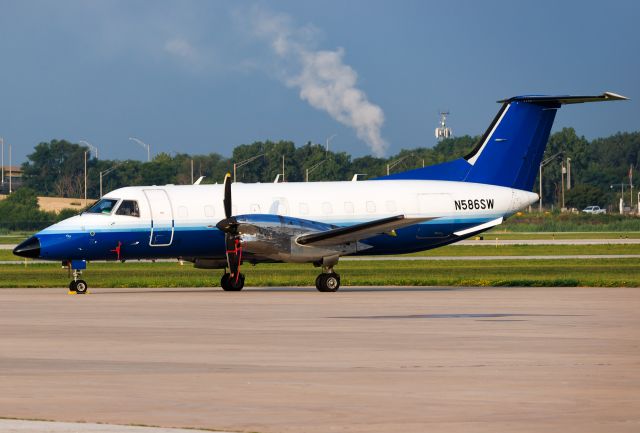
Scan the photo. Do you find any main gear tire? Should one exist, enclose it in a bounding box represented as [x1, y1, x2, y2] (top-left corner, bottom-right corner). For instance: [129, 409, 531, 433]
[315, 273, 340, 292]
[221, 273, 245, 291]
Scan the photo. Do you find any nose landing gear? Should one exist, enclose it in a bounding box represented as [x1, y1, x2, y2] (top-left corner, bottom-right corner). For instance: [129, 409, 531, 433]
[65, 260, 89, 295]
[69, 278, 88, 294]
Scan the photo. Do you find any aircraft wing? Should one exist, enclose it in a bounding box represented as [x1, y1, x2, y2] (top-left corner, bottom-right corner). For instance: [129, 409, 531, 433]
[296, 215, 434, 247]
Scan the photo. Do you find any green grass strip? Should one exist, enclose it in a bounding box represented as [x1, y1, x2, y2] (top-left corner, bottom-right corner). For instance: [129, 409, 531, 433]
[2, 243, 640, 262]
[1, 259, 639, 289]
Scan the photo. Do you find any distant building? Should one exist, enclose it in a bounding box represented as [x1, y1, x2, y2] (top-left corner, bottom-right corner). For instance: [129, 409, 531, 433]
[0, 165, 23, 194]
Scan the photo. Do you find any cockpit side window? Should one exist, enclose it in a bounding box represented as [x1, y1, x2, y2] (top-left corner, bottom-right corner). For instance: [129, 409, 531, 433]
[86, 198, 119, 214]
[116, 200, 140, 217]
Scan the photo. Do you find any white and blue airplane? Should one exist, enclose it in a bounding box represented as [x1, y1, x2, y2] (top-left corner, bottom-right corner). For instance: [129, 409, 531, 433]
[13, 92, 627, 293]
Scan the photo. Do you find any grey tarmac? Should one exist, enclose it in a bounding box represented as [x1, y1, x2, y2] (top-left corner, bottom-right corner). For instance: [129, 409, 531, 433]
[1, 286, 639, 433]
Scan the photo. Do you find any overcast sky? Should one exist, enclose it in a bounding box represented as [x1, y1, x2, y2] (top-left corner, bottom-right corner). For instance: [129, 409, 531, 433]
[1, 0, 638, 163]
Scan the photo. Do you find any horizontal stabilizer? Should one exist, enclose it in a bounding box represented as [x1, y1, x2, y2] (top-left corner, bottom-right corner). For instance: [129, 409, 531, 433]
[297, 215, 433, 247]
[498, 92, 628, 105]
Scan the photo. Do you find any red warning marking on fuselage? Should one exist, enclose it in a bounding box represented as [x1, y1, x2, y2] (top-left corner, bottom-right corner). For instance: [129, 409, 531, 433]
[110, 241, 122, 260]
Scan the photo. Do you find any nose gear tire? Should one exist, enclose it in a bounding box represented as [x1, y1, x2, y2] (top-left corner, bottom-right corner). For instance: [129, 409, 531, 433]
[74, 280, 88, 294]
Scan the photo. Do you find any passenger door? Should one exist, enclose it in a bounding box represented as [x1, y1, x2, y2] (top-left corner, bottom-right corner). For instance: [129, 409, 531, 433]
[143, 189, 174, 246]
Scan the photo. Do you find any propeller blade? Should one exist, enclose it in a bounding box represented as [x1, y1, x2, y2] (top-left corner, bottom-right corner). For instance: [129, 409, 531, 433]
[223, 172, 232, 218]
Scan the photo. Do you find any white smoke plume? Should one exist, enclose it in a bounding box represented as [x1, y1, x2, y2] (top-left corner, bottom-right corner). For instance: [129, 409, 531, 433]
[247, 8, 388, 156]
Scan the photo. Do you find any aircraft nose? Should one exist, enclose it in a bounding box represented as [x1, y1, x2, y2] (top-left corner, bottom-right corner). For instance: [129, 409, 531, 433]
[13, 236, 41, 259]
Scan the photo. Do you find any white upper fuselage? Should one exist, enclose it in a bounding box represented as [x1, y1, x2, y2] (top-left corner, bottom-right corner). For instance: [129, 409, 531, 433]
[44, 179, 538, 234]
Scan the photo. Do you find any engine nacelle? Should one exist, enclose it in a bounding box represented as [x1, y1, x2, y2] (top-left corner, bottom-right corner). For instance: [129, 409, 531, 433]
[233, 214, 368, 263]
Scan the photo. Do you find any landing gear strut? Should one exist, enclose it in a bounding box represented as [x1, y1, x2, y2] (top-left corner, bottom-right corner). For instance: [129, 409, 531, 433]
[315, 265, 340, 292]
[220, 236, 245, 291]
[66, 260, 88, 294]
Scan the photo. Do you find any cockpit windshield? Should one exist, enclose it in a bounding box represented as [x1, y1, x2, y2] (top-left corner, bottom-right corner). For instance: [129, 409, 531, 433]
[85, 198, 119, 214]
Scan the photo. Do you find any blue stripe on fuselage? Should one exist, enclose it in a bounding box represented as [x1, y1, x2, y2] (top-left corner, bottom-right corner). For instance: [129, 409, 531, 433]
[33, 216, 498, 261]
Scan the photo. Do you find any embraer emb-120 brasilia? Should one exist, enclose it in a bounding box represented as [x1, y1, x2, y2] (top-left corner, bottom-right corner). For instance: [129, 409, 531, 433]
[14, 92, 627, 293]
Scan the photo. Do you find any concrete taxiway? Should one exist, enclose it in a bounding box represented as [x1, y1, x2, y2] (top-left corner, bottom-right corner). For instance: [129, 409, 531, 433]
[1, 286, 639, 433]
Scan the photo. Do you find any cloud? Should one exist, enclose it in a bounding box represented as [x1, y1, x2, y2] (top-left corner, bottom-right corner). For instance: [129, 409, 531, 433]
[164, 37, 201, 64]
[246, 7, 388, 156]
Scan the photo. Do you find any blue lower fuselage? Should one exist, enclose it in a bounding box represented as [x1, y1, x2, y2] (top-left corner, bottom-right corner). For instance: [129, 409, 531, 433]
[34, 218, 490, 262]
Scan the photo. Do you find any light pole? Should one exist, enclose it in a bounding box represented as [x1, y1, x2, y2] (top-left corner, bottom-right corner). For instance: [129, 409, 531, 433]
[8, 143, 11, 194]
[629, 165, 634, 210]
[538, 151, 563, 212]
[129, 137, 150, 162]
[561, 160, 566, 210]
[306, 159, 327, 182]
[387, 154, 413, 176]
[611, 183, 626, 214]
[1, 136, 4, 188]
[84, 151, 87, 206]
[100, 162, 127, 198]
[233, 153, 264, 183]
[79, 140, 98, 159]
[325, 134, 336, 153]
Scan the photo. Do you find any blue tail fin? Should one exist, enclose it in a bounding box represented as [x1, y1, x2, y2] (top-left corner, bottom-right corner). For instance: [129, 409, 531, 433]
[382, 92, 627, 191]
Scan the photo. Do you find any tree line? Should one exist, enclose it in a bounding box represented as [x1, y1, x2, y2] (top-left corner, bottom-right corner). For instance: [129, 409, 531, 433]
[16, 128, 640, 211]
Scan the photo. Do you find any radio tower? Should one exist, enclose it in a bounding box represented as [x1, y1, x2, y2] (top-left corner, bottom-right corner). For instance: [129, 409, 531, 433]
[435, 111, 452, 140]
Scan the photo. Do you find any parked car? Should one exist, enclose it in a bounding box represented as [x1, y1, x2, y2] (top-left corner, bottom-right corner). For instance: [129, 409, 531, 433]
[582, 206, 606, 214]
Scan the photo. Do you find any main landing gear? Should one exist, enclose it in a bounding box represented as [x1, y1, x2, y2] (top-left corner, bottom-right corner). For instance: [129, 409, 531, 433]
[66, 260, 88, 294]
[221, 272, 245, 291]
[219, 264, 341, 292]
[315, 265, 341, 292]
[220, 235, 245, 291]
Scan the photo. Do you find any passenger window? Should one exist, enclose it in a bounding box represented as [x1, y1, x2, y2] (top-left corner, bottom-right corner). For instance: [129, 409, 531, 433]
[322, 202, 333, 215]
[386, 200, 397, 212]
[178, 206, 188, 218]
[344, 202, 355, 214]
[204, 205, 215, 217]
[366, 201, 376, 213]
[115, 200, 140, 217]
[299, 203, 309, 215]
